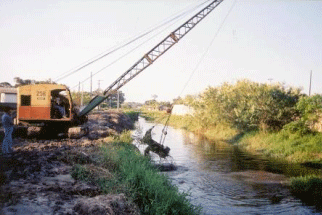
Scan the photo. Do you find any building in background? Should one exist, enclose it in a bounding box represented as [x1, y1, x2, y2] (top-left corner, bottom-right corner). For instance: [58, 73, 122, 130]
[171, 104, 193, 115]
[0, 87, 17, 111]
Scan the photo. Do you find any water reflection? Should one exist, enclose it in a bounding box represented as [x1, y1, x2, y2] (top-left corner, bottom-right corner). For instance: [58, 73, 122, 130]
[135, 117, 320, 214]
[181, 127, 321, 177]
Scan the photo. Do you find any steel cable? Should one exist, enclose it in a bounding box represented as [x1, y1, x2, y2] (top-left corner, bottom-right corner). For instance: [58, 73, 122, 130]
[159, 0, 237, 145]
[54, 0, 212, 83]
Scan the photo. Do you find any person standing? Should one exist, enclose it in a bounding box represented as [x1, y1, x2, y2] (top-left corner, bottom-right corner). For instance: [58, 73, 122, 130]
[2, 108, 14, 154]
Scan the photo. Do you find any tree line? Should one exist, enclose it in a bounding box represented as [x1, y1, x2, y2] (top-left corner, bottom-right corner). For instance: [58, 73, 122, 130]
[177, 79, 322, 134]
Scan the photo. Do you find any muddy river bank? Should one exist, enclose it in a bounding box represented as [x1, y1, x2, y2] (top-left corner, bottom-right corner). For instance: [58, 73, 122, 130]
[0, 111, 139, 215]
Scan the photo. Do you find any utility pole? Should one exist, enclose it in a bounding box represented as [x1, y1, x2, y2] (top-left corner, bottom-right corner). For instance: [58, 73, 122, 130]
[97, 80, 103, 110]
[309, 70, 312, 96]
[81, 84, 84, 106]
[117, 91, 120, 110]
[90, 72, 92, 98]
[97, 80, 103, 92]
[78, 82, 81, 105]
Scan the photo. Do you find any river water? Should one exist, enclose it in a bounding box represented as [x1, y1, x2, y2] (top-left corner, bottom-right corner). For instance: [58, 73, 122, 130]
[134, 117, 321, 215]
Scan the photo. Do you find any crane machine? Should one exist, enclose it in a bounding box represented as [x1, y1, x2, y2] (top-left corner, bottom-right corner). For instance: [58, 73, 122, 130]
[15, 0, 224, 137]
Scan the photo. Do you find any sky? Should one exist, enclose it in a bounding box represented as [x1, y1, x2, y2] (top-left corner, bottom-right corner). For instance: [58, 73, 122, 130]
[1, 0, 322, 103]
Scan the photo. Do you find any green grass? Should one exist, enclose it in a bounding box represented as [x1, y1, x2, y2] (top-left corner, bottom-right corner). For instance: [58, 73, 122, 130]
[290, 175, 322, 206]
[102, 142, 200, 214]
[71, 131, 200, 215]
[238, 130, 322, 164]
[140, 110, 168, 122]
[291, 175, 322, 193]
[123, 110, 140, 122]
[71, 164, 92, 182]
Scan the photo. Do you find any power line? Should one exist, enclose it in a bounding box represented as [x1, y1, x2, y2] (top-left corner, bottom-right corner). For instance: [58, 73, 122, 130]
[54, 0, 211, 83]
[179, 0, 237, 97]
[69, 0, 214, 90]
[69, 19, 181, 91]
[158, 0, 237, 145]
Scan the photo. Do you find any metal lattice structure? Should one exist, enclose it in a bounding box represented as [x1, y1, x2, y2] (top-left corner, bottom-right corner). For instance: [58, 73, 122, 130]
[79, 0, 223, 117]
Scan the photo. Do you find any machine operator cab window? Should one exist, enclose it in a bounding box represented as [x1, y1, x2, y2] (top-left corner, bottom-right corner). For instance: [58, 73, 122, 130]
[51, 90, 70, 119]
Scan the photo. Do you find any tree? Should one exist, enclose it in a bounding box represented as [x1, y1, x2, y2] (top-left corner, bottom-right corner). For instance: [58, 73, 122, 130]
[173, 96, 183, 104]
[144, 99, 157, 106]
[71, 91, 92, 107]
[195, 80, 302, 131]
[105, 91, 125, 108]
[151, 94, 158, 101]
[14, 77, 55, 87]
[0, 82, 13, 87]
[285, 94, 322, 133]
[72, 90, 125, 109]
[296, 94, 322, 117]
[122, 102, 142, 109]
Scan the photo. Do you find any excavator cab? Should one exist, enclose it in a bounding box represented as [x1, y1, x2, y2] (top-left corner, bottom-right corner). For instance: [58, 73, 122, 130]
[51, 89, 71, 119]
[17, 84, 73, 124]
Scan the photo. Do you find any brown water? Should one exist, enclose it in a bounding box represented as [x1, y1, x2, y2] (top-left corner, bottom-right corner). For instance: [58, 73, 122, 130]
[134, 117, 322, 215]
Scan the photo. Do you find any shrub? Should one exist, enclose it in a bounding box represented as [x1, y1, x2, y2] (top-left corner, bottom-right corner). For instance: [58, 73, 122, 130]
[281, 94, 322, 135]
[296, 94, 322, 117]
[295, 95, 322, 132]
[282, 120, 313, 136]
[195, 80, 301, 131]
[114, 130, 133, 143]
[124, 110, 140, 122]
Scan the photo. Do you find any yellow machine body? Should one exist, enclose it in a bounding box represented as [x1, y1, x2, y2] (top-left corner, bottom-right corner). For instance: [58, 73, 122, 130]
[17, 84, 72, 124]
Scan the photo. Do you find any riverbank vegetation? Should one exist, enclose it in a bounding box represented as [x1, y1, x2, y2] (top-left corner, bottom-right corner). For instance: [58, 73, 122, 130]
[290, 175, 322, 208]
[143, 80, 322, 164]
[141, 79, 322, 199]
[71, 130, 200, 215]
[124, 109, 140, 122]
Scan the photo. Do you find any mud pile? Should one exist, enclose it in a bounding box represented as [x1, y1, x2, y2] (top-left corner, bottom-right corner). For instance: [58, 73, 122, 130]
[0, 110, 139, 215]
[86, 110, 134, 140]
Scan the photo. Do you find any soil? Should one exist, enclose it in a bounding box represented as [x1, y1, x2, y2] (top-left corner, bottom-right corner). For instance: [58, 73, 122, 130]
[0, 110, 140, 215]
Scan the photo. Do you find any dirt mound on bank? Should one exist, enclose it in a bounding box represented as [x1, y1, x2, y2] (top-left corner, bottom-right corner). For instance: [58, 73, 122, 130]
[86, 110, 134, 140]
[0, 110, 139, 215]
[74, 194, 139, 215]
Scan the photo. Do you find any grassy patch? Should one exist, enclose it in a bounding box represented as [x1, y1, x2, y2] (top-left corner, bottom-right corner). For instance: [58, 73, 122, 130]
[140, 110, 168, 122]
[124, 110, 140, 122]
[238, 130, 322, 164]
[71, 164, 92, 182]
[102, 141, 200, 215]
[71, 131, 199, 215]
[290, 175, 322, 206]
[203, 124, 238, 141]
